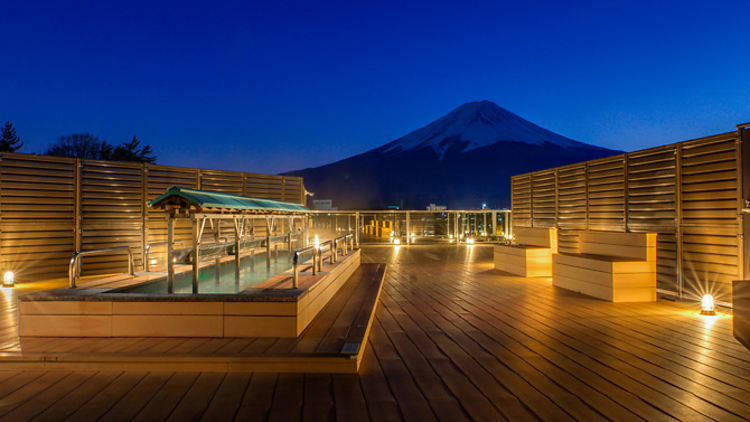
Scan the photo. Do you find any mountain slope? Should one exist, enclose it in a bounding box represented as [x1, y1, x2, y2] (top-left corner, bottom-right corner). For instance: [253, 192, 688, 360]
[285, 101, 620, 209]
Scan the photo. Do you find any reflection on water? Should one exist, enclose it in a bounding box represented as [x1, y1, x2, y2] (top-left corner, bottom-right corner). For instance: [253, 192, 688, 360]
[115, 252, 293, 294]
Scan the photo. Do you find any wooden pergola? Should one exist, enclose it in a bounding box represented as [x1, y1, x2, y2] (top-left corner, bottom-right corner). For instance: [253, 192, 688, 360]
[148, 187, 311, 293]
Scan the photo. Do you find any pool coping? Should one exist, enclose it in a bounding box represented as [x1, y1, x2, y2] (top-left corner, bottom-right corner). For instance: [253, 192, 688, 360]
[18, 249, 361, 338]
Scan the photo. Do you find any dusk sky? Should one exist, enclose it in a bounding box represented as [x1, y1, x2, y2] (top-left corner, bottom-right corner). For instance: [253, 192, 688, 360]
[2, 0, 749, 174]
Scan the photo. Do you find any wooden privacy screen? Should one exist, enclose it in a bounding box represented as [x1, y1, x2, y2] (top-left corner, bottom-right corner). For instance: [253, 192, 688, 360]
[0, 152, 305, 281]
[512, 129, 744, 302]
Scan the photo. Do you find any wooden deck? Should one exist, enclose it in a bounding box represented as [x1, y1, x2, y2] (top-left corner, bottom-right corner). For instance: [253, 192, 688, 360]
[2, 263, 384, 374]
[1, 245, 749, 421]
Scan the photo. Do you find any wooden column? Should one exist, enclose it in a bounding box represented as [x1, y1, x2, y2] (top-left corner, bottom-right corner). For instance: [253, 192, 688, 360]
[167, 213, 175, 293]
[192, 214, 199, 294]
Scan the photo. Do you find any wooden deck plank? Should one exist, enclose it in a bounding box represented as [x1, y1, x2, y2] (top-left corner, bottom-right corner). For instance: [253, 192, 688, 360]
[63, 372, 148, 422]
[0, 372, 95, 421]
[165, 372, 225, 422]
[98, 372, 174, 422]
[198, 372, 252, 421]
[0, 245, 748, 421]
[131, 372, 201, 422]
[29, 372, 123, 422]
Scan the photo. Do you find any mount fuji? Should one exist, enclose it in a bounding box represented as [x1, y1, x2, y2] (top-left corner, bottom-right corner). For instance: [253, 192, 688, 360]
[285, 101, 620, 209]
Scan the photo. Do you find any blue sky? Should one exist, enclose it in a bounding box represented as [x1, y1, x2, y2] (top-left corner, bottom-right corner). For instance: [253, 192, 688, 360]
[2, 0, 748, 174]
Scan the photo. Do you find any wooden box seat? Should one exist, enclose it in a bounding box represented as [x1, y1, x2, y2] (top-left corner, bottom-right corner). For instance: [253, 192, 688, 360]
[552, 231, 657, 302]
[495, 228, 557, 277]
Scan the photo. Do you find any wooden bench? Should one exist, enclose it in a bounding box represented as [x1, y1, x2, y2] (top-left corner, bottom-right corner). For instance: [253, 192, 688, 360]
[733, 280, 750, 351]
[494, 228, 557, 277]
[552, 231, 657, 302]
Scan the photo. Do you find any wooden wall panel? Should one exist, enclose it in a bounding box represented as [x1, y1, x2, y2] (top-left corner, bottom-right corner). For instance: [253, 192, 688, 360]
[556, 163, 586, 254]
[512, 129, 742, 301]
[0, 152, 305, 282]
[0, 155, 76, 278]
[511, 174, 531, 229]
[531, 170, 556, 229]
[587, 156, 625, 232]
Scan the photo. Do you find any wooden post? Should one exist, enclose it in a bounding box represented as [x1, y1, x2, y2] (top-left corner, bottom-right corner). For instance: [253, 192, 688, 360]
[675, 144, 684, 299]
[167, 213, 175, 293]
[141, 165, 148, 270]
[234, 217, 241, 287]
[623, 156, 629, 233]
[266, 216, 272, 269]
[406, 212, 411, 245]
[584, 162, 590, 232]
[355, 212, 360, 246]
[739, 126, 750, 282]
[75, 159, 82, 253]
[192, 214, 199, 294]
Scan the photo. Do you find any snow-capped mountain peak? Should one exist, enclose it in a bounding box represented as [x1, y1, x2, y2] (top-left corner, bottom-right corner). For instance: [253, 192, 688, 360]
[383, 100, 585, 159]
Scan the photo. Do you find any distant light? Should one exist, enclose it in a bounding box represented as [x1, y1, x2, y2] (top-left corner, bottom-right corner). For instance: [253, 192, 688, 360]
[411, 233, 415, 237]
[394, 239, 400, 245]
[3, 271, 14, 288]
[701, 294, 716, 316]
[150, 259, 158, 265]
[449, 234, 453, 239]
[467, 238, 475, 245]
[314, 234, 320, 250]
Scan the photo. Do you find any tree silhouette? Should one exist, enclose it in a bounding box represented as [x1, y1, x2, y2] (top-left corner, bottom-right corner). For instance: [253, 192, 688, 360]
[111, 136, 156, 163]
[46, 133, 113, 159]
[0, 121, 24, 152]
[46, 134, 156, 163]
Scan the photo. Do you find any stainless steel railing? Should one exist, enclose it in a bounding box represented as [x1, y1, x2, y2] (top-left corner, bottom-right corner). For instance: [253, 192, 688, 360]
[291, 235, 357, 288]
[319, 240, 334, 270]
[333, 234, 355, 262]
[292, 246, 318, 288]
[69, 246, 134, 288]
[144, 241, 184, 272]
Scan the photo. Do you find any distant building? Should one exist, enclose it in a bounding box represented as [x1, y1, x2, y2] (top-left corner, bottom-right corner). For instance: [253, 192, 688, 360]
[426, 203, 447, 211]
[312, 199, 337, 211]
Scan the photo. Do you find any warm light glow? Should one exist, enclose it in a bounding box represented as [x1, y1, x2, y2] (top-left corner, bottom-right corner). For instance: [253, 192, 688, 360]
[449, 234, 453, 239]
[411, 233, 415, 237]
[314, 234, 320, 250]
[150, 259, 158, 265]
[393, 238, 400, 245]
[3, 271, 14, 288]
[701, 294, 715, 315]
[467, 238, 475, 245]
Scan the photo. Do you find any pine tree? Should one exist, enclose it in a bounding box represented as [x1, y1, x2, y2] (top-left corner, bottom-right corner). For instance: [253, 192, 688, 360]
[111, 136, 156, 163]
[0, 121, 24, 152]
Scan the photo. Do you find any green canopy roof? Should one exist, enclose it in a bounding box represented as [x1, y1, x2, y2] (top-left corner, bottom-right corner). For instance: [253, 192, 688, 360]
[148, 186, 309, 214]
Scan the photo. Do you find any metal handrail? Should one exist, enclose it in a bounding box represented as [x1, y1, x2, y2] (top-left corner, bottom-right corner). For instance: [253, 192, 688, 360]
[292, 246, 318, 288]
[69, 246, 134, 288]
[333, 234, 354, 262]
[144, 241, 183, 272]
[319, 240, 334, 270]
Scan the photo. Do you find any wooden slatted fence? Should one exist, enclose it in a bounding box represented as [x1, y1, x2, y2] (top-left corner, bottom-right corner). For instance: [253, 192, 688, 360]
[0, 153, 305, 281]
[512, 128, 744, 302]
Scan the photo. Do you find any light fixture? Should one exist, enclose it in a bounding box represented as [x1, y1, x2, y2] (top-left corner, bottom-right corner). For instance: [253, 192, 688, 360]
[411, 233, 415, 237]
[701, 294, 715, 316]
[3, 271, 14, 288]
[449, 234, 453, 239]
[467, 238, 475, 245]
[314, 234, 320, 250]
[394, 238, 400, 245]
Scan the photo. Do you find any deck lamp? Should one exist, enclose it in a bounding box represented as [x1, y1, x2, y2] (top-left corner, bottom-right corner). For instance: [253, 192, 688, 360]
[3, 271, 14, 288]
[701, 294, 716, 316]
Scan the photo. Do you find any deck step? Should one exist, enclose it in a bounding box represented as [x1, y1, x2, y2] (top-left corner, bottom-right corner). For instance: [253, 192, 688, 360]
[2, 263, 386, 374]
